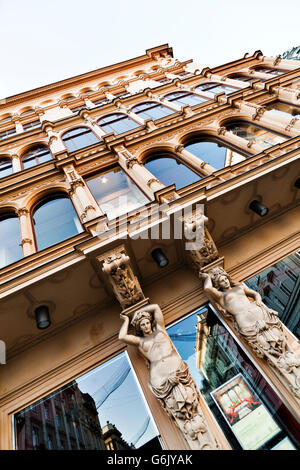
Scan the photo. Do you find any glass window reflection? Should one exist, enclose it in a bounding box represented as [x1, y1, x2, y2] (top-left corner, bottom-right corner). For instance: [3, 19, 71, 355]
[132, 102, 173, 120]
[14, 352, 161, 450]
[226, 122, 287, 149]
[86, 167, 149, 220]
[0, 158, 13, 178]
[164, 91, 206, 107]
[145, 156, 201, 190]
[168, 307, 299, 450]
[0, 215, 23, 268]
[265, 101, 300, 119]
[185, 141, 246, 169]
[195, 83, 238, 94]
[98, 113, 139, 135]
[245, 251, 300, 339]
[33, 196, 83, 250]
[63, 128, 99, 152]
[22, 145, 52, 169]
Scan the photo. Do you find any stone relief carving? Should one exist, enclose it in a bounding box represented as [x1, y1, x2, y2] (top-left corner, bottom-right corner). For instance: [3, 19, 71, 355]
[99, 247, 144, 309]
[285, 117, 298, 132]
[200, 266, 300, 399]
[119, 304, 219, 450]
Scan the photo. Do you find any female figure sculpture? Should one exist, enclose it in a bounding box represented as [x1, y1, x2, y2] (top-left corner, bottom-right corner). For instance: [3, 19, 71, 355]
[119, 304, 219, 450]
[200, 267, 300, 398]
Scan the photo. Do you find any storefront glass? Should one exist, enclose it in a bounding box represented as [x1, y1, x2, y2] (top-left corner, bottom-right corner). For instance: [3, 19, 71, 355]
[168, 306, 300, 450]
[14, 352, 161, 451]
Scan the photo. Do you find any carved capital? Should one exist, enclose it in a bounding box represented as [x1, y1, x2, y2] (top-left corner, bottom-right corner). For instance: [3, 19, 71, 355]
[217, 126, 227, 136]
[147, 178, 160, 187]
[17, 208, 29, 217]
[98, 246, 144, 309]
[247, 139, 256, 148]
[175, 144, 185, 153]
[252, 106, 266, 121]
[20, 238, 33, 246]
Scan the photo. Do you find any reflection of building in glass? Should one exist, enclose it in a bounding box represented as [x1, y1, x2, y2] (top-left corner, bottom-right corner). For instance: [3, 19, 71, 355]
[102, 421, 135, 450]
[15, 382, 106, 450]
[245, 252, 300, 338]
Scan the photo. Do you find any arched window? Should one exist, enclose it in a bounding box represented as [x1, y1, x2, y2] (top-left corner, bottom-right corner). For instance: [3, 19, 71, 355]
[32, 195, 83, 250]
[21, 145, 52, 170]
[227, 74, 257, 83]
[0, 214, 23, 268]
[164, 91, 206, 107]
[0, 157, 13, 178]
[185, 140, 246, 170]
[252, 66, 286, 76]
[195, 83, 238, 94]
[145, 155, 201, 190]
[97, 113, 139, 135]
[62, 127, 99, 152]
[226, 122, 287, 149]
[265, 101, 300, 119]
[86, 167, 149, 220]
[131, 102, 174, 120]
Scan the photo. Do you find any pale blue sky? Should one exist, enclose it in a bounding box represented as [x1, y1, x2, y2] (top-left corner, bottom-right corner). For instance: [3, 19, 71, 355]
[0, 0, 299, 98]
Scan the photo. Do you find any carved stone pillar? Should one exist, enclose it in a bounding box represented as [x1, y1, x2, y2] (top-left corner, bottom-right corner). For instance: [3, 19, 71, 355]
[114, 145, 165, 199]
[273, 86, 300, 106]
[17, 208, 35, 256]
[64, 165, 104, 223]
[146, 91, 182, 112]
[216, 126, 266, 155]
[11, 154, 22, 173]
[114, 102, 145, 126]
[175, 144, 215, 176]
[81, 112, 106, 139]
[44, 124, 66, 154]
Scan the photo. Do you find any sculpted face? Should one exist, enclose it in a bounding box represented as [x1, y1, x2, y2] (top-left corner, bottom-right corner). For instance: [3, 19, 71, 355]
[139, 318, 152, 335]
[218, 275, 230, 290]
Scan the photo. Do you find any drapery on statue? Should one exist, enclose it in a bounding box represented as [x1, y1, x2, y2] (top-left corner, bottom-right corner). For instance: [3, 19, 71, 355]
[119, 304, 219, 450]
[200, 267, 300, 399]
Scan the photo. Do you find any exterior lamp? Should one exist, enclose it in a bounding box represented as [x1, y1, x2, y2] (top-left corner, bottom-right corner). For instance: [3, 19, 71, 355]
[151, 248, 169, 268]
[294, 177, 300, 189]
[249, 200, 269, 217]
[35, 305, 51, 330]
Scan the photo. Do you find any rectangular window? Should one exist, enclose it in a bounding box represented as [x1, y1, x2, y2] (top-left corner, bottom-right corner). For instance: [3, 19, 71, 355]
[23, 120, 41, 131]
[13, 352, 162, 451]
[167, 306, 299, 450]
[0, 127, 16, 139]
[86, 167, 149, 220]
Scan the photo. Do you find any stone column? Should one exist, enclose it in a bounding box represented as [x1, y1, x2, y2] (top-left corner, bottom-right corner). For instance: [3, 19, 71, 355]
[12, 115, 23, 133]
[175, 144, 216, 176]
[44, 124, 66, 154]
[146, 91, 182, 113]
[63, 165, 104, 223]
[11, 154, 22, 173]
[115, 102, 145, 126]
[273, 86, 300, 106]
[17, 208, 35, 257]
[215, 126, 267, 155]
[81, 112, 106, 139]
[114, 145, 165, 199]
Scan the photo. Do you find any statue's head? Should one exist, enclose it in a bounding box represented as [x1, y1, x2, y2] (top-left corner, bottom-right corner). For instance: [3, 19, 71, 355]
[131, 311, 153, 336]
[209, 267, 236, 291]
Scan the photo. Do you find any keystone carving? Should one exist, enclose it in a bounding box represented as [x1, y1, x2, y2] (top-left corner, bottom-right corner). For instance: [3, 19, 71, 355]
[119, 304, 220, 450]
[99, 247, 144, 309]
[200, 266, 300, 400]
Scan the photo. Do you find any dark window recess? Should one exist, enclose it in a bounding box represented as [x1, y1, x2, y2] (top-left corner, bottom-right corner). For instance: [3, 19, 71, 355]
[0, 127, 16, 139]
[23, 120, 41, 130]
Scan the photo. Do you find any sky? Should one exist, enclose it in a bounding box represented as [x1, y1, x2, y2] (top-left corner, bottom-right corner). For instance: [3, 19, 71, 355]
[0, 0, 299, 99]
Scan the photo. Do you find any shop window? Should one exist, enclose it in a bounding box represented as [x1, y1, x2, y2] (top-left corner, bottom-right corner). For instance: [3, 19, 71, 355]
[226, 121, 287, 149]
[21, 145, 52, 169]
[131, 102, 174, 120]
[265, 100, 300, 119]
[168, 306, 299, 450]
[0, 214, 23, 268]
[245, 251, 300, 338]
[145, 155, 202, 190]
[195, 83, 238, 94]
[32, 195, 83, 251]
[0, 157, 13, 178]
[86, 167, 149, 220]
[164, 91, 206, 107]
[184, 140, 246, 170]
[98, 113, 139, 135]
[14, 352, 161, 451]
[62, 127, 100, 152]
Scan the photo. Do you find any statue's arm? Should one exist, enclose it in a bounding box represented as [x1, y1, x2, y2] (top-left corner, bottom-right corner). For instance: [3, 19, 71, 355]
[200, 273, 222, 303]
[242, 284, 263, 304]
[141, 304, 165, 328]
[119, 314, 140, 346]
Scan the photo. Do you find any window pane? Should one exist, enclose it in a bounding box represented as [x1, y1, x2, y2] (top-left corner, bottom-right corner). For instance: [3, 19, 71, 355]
[0, 216, 22, 268]
[0, 158, 13, 178]
[265, 101, 300, 119]
[168, 307, 299, 450]
[165, 92, 206, 106]
[245, 251, 300, 339]
[86, 167, 149, 220]
[34, 197, 83, 250]
[63, 128, 99, 152]
[98, 116, 139, 135]
[132, 102, 173, 120]
[227, 122, 286, 149]
[145, 157, 201, 190]
[185, 141, 245, 169]
[195, 84, 237, 95]
[14, 352, 161, 451]
[22, 146, 52, 169]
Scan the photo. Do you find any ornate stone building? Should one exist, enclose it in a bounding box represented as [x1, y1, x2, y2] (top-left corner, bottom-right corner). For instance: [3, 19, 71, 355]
[0, 44, 299, 451]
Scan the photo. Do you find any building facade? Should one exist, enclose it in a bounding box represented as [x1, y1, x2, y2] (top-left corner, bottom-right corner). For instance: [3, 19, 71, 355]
[0, 44, 299, 451]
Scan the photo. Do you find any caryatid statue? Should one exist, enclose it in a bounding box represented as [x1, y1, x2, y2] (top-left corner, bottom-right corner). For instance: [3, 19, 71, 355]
[200, 267, 300, 399]
[119, 304, 220, 450]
